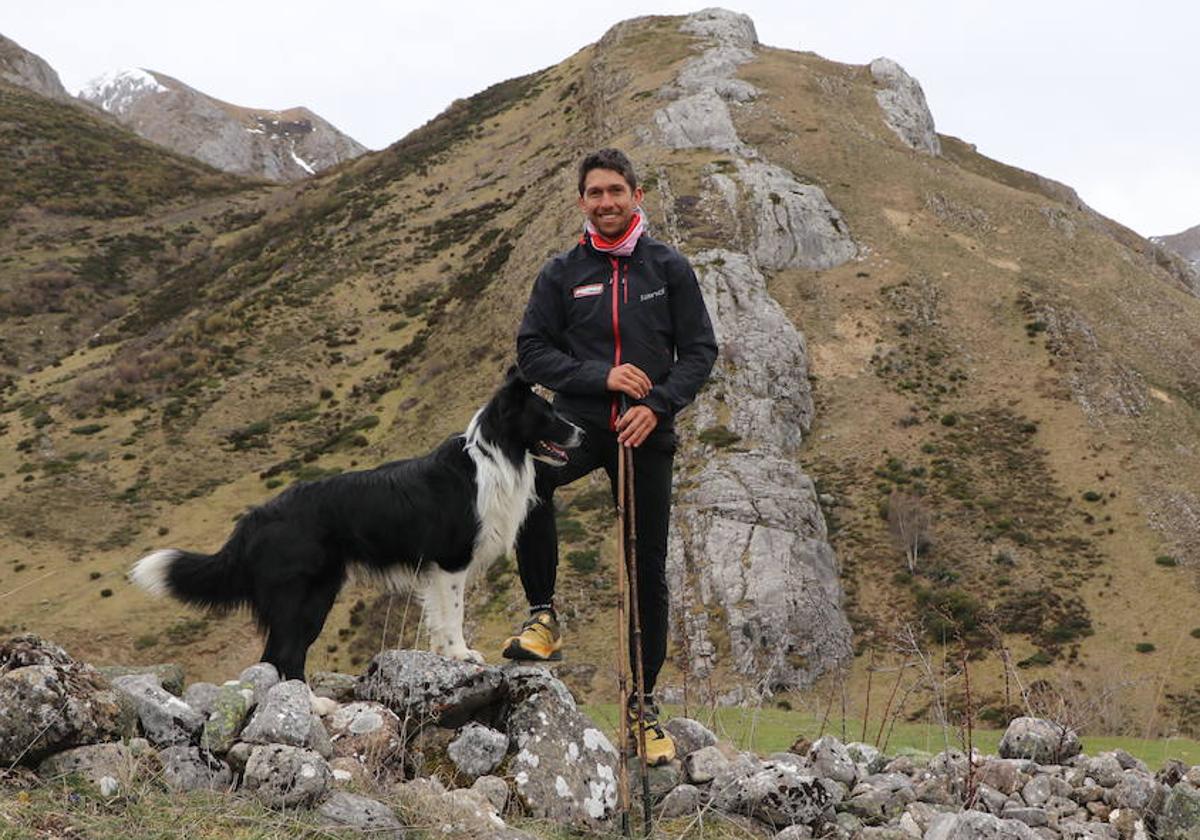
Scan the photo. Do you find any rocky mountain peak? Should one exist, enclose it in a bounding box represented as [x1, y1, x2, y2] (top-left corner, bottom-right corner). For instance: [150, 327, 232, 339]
[77, 67, 366, 182]
[78, 67, 170, 115]
[0, 32, 71, 102]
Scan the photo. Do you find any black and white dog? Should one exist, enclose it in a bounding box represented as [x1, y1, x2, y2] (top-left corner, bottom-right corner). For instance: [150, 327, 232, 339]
[130, 367, 581, 680]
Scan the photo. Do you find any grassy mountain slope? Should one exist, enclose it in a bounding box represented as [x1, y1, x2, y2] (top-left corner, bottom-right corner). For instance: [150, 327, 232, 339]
[2, 16, 1199, 734]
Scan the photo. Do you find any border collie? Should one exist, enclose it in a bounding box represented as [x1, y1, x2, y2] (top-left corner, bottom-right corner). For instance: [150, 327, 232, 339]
[130, 367, 581, 680]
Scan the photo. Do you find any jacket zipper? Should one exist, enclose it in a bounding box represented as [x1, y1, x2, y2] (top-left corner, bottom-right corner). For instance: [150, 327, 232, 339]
[609, 256, 622, 431]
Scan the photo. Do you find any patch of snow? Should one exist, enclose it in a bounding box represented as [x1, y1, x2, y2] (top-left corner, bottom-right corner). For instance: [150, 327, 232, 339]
[566, 742, 580, 763]
[289, 144, 316, 175]
[516, 748, 539, 768]
[555, 775, 571, 798]
[79, 68, 168, 115]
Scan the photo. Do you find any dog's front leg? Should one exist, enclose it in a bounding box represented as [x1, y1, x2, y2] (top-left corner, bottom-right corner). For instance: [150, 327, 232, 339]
[422, 567, 484, 664]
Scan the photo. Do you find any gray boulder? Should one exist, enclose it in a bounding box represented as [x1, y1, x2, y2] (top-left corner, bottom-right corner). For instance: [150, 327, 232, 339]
[237, 662, 280, 707]
[1159, 782, 1200, 840]
[0, 658, 133, 766]
[810, 736, 858, 786]
[448, 722, 508, 779]
[925, 809, 1040, 840]
[712, 760, 834, 828]
[975, 759, 1032, 796]
[868, 57, 941, 156]
[200, 682, 254, 755]
[112, 673, 204, 747]
[327, 701, 404, 771]
[504, 667, 619, 830]
[318, 792, 405, 837]
[241, 680, 331, 758]
[356, 650, 503, 729]
[37, 743, 135, 790]
[1060, 822, 1119, 839]
[686, 744, 732, 784]
[998, 717, 1081, 765]
[661, 783, 704, 818]
[999, 806, 1049, 827]
[471, 774, 511, 813]
[243, 744, 332, 809]
[1110, 769, 1165, 815]
[663, 717, 718, 758]
[96, 664, 185, 696]
[158, 745, 232, 792]
[1022, 773, 1073, 806]
[183, 682, 221, 717]
[1088, 754, 1126, 787]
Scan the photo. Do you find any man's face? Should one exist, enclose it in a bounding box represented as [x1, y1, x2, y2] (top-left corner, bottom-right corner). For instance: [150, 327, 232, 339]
[579, 167, 644, 240]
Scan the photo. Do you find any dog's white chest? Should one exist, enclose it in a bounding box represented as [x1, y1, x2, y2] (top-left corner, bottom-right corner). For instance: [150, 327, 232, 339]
[467, 444, 536, 565]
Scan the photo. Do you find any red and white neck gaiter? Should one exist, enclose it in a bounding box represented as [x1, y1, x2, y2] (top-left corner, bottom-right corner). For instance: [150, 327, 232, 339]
[583, 210, 645, 257]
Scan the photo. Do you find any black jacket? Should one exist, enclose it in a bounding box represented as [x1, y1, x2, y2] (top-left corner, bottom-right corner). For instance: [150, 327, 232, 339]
[516, 234, 718, 432]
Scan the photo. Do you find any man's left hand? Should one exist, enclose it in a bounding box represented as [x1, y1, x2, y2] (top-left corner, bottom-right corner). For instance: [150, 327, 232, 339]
[617, 405, 658, 448]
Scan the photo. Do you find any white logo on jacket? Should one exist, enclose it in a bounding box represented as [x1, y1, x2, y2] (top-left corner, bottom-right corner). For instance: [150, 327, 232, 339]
[573, 283, 604, 298]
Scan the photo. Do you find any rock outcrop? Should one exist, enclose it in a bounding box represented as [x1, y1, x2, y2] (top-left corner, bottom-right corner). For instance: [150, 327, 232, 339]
[645, 9, 854, 699]
[869, 57, 942, 155]
[77, 68, 366, 181]
[0, 34, 72, 102]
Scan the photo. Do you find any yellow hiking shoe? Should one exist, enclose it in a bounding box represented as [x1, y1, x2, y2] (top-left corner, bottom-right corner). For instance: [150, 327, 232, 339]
[501, 610, 563, 661]
[627, 701, 676, 767]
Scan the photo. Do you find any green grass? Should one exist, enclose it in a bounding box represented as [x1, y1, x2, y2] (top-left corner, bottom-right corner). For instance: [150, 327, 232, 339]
[582, 704, 1200, 768]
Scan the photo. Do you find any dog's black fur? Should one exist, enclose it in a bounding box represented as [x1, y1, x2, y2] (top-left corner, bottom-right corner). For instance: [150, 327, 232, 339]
[131, 367, 580, 680]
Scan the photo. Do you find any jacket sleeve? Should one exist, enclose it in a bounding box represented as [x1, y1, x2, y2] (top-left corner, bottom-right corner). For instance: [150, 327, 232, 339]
[516, 262, 611, 394]
[641, 255, 718, 419]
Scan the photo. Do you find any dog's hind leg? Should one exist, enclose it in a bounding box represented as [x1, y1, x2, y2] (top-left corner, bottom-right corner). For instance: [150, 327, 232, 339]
[260, 569, 342, 682]
[421, 566, 482, 664]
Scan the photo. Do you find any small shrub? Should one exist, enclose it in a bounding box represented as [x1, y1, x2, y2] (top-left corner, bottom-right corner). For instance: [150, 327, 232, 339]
[698, 425, 742, 448]
[1081, 490, 1103, 502]
[566, 549, 599, 574]
[134, 634, 159, 650]
[1156, 555, 1179, 567]
[1191, 628, 1200, 639]
[556, 516, 586, 543]
[89, 571, 102, 580]
[571, 486, 612, 512]
[1017, 650, 1053, 668]
[70, 423, 106, 435]
[99, 588, 113, 598]
[940, 413, 958, 427]
[1135, 642, 1156, 654]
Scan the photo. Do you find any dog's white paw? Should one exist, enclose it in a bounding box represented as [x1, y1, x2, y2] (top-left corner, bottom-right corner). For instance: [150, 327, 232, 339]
[444, 646, 486, 665]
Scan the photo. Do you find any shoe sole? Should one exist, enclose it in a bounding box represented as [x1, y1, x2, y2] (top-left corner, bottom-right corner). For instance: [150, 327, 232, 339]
[501, 639, 563, 661]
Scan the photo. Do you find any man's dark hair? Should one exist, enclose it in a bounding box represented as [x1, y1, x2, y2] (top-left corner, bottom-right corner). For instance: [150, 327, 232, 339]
[578, 148, 638, 195]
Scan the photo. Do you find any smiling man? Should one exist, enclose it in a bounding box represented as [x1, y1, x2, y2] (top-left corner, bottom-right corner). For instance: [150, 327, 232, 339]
[503, 148, 718, 765]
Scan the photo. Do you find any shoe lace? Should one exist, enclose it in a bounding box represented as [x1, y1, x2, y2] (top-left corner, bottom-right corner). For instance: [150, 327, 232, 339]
[520, 613, 554, 640]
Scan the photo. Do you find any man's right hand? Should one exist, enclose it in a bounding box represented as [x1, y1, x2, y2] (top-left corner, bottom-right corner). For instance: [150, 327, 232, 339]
[606, 364, 652, 400]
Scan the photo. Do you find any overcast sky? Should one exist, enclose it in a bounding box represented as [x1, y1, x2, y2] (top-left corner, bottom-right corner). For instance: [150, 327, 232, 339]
[5, 1, 1196, 237]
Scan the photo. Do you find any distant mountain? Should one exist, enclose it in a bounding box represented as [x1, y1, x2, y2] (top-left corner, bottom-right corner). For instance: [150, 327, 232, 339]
[78, 68, 367, 181]
[1154, 223, 1200, 269]
[0, 33, 71, 102]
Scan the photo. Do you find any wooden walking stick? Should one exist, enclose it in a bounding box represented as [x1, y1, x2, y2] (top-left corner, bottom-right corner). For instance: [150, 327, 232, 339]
[621, 398, 654, 837]
[615, 431, 632, 837]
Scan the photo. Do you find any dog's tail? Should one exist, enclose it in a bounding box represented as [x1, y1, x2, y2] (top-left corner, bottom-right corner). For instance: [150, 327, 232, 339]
[130, 539, 249, 611]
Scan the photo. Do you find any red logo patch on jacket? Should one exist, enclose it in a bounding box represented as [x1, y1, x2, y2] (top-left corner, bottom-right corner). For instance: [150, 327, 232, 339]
[572, 283, 604, 298]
